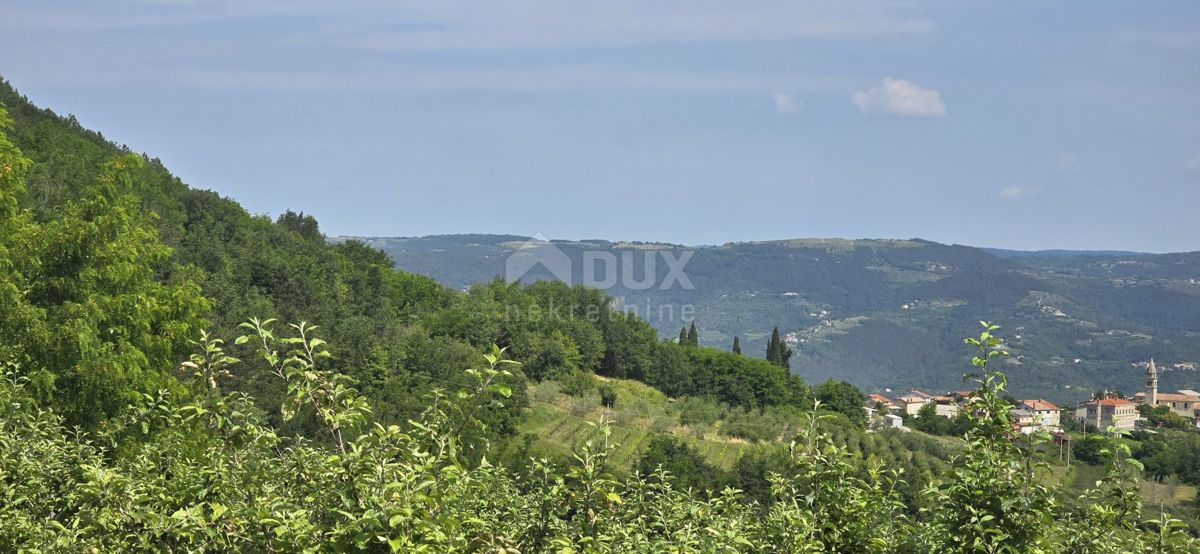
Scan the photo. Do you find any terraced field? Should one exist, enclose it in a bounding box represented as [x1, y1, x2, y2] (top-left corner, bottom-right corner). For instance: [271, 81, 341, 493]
[518, 377, 772, 471]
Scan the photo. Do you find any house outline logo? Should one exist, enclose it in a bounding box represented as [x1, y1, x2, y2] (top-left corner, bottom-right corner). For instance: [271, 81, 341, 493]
[505, 233, 573, 285]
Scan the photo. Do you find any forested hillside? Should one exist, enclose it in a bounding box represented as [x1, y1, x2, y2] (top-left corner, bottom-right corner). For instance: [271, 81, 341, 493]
[0, 78, 814, 444]
[354, 234, 1200, 402]
[3, 78, 1200, 551]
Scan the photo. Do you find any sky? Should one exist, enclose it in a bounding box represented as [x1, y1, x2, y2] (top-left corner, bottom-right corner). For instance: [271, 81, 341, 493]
[1, 1, 1199, 252]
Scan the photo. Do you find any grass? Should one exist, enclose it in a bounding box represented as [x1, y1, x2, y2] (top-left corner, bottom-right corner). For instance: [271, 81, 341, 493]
[1140, 479, 1197, 509]
[518, 377, 773, 471]
[519, 375, 965, 475]
[1046, 458, 1197, 518]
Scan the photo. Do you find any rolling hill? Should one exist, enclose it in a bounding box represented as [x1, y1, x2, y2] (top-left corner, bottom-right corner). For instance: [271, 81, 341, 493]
[344, 234, 1200, 403]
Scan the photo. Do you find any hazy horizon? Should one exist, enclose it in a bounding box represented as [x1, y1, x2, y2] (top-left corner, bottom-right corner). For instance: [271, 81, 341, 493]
[339, 232, 1186, 255]
[3, 1, 1198, 252]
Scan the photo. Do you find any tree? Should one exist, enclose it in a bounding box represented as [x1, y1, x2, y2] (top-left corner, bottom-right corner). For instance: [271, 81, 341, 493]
[678, 327, 688, 345]
[686, 321, 698, 347]
[0, 117, 207, 428]
[766, 326, 792, 370]
[732, 336, 741, 354]
[636, 436, 722, 492]
[647, 342, 692, 398]
[910, 401, 952, 435]
[814, 380, 866, 426]
[561, 369, 596, 397]
[597, 311, 657, 380]
[516, 329, 582, 381]
[1073, 434, 1110, 465]
[276, 210, 323, 242]
[1138, 404, 1191, 430]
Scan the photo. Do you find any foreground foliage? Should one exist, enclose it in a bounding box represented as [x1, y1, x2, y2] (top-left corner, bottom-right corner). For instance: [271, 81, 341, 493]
[1, 323, 1197, 552]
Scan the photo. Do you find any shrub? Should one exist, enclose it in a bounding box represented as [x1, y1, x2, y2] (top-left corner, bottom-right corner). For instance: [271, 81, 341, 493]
[560, 369, 595, 397]
[598, 384, 617, 408]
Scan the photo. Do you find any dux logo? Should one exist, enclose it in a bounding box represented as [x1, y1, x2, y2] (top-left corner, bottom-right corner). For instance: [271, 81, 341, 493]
[505, 233, 694, 291]
[505, 234, 574, 284]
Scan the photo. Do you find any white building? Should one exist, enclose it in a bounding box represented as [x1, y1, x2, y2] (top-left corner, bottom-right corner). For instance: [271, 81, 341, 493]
[1016, 399, 1060, 431]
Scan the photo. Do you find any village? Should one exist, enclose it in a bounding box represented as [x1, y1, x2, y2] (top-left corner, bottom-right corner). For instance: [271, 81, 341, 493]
[864, 359, 1200, 437]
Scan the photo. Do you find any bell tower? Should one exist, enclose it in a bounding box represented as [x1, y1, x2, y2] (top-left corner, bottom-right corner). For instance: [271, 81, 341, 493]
[1146, 358, 1158, 406]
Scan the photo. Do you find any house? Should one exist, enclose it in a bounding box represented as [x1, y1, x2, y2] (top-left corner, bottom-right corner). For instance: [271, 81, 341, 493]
[1017, 399, 1060, 430]
[866, 393, 899, 414]
[1074, 397, 1139, 431]
[895, 390, 932, 416]
[1012, 408, 1036, 434]
[934, 403, 959, 418]
[883, 414, 904, 429]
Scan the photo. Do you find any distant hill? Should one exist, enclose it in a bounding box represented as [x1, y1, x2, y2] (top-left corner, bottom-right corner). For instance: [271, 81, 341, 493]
[981, 247, 1151, 259]
[344, 234, 1200, 403]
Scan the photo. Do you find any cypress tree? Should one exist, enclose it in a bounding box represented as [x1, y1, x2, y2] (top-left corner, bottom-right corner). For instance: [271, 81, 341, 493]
[767, 327, 782, 366]
[767, 326, 793, 369]
[679, 327, 688, 345]
[732, 336, 741, 354]
[687, 321, 699, 347]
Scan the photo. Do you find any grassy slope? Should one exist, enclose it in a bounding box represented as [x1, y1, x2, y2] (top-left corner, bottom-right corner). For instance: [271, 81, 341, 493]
[519, 376, 963, 473]
[1046, 458, 1197, 523]
[519, 377, 767, 471]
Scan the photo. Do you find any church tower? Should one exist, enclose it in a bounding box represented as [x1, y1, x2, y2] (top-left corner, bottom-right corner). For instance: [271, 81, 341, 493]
[1146, 358, 1158, 406]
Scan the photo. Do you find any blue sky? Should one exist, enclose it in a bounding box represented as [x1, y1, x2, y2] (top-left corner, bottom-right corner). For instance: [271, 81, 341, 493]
[2, 1, 1198, 251]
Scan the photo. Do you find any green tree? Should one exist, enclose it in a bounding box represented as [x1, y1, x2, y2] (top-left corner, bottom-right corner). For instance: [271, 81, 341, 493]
[0, 114, 207, 428]
[765, 326, 792, 370]
[636, 436, 722, 492]
[646, 342, 692, 398]
[813, 380, 866, 427]
[516, 329, 582, 381]
[561, 369, 596, 397]
[732, 336, 741, 354]
[686, 321, 698, 347]
[597, 311, 656, 380]
[910, 401, 952, 435]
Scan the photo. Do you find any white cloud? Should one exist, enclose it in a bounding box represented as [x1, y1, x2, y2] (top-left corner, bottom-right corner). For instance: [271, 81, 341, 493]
[1055, 153, 1079, 173]
[773, 93, 803, 115]
[999, 186, 1037, 199]
[851, 78, 946, 117]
